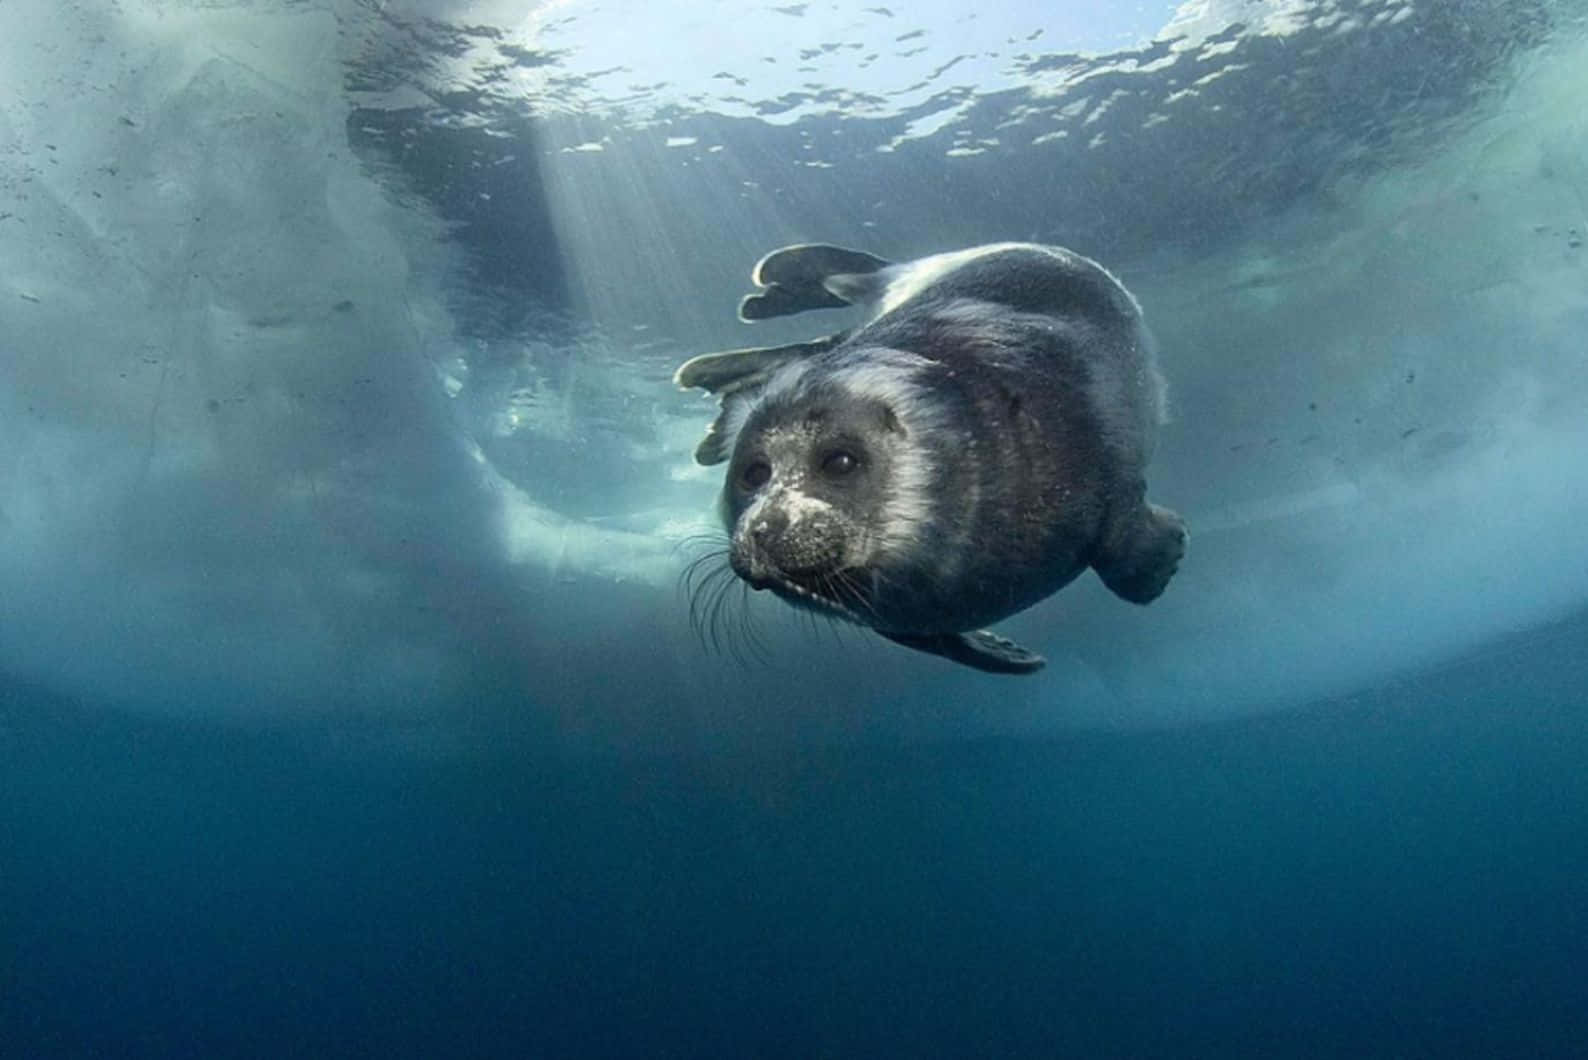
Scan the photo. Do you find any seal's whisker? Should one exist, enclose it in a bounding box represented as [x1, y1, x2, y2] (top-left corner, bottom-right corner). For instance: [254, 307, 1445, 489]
[685, 557, 735, 650]
[799, 601, 826, 638]
[737, 584, 769, 664]
[830, 568, 880, 621]
[710, 577, 737, 658]
[680, 548, 730, 595]
[812, 585, 852, 645]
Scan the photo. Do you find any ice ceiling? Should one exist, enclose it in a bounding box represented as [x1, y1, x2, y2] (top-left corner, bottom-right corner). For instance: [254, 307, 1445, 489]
[1, 0, 1585, 751]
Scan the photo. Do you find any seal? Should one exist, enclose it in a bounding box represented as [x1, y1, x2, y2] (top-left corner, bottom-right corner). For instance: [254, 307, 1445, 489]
[675, 242, 1186, 674]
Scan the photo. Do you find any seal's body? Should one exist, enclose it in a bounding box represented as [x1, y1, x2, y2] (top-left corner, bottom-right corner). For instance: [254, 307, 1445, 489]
[675, 242, 1186, 673]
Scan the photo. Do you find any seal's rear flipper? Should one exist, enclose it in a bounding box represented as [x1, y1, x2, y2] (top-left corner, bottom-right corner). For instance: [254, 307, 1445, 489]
[674, 335, 847, 465]
[740, 243, 894, 321]
[880, 630, 1046, 675]
[1093, 502, 1188, 604]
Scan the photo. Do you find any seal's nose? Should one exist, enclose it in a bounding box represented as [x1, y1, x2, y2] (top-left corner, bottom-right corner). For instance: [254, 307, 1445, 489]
[749, 509, 788, 548]
[741, 511, 792, 587]
[732, 496, 844, 585]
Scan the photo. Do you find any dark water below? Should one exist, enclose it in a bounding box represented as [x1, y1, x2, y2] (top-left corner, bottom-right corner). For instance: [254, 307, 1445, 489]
[5, 612, 1585, 1058]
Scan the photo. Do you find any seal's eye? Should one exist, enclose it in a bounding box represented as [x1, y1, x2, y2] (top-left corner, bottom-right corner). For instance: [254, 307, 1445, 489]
[740, 460, 771, 491]
[820, 449, 859, 477]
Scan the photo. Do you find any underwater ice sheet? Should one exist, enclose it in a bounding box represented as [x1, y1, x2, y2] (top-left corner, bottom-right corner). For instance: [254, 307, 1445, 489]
[0, 0, 1586, 746]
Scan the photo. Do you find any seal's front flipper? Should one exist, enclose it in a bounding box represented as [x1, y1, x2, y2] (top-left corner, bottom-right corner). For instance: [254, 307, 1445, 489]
[674, 335, 844, 395]
[880, 630, 1046, 675]
[753, 243, 892, 289]
[675, 335, 846, 465]
[740, 243, 895, 321]
[1093, 502, 1188, 604]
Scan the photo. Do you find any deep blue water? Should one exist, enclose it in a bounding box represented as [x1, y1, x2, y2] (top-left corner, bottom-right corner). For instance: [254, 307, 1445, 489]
[6, 610, 1586, 1057]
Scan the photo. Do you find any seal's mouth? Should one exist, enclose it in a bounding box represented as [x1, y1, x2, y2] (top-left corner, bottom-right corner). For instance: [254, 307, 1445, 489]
[761, 568, 870, 625]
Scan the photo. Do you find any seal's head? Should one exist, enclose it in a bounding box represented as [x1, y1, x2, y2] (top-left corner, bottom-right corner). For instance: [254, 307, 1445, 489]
[718, 347, 950, 625]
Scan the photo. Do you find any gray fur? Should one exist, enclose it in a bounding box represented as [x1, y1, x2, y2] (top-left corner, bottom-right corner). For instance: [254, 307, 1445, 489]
[675, 242, 1187, 674]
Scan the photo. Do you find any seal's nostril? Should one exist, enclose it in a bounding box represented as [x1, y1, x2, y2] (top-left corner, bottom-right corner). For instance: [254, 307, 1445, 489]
[750, 512, 786, 546]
